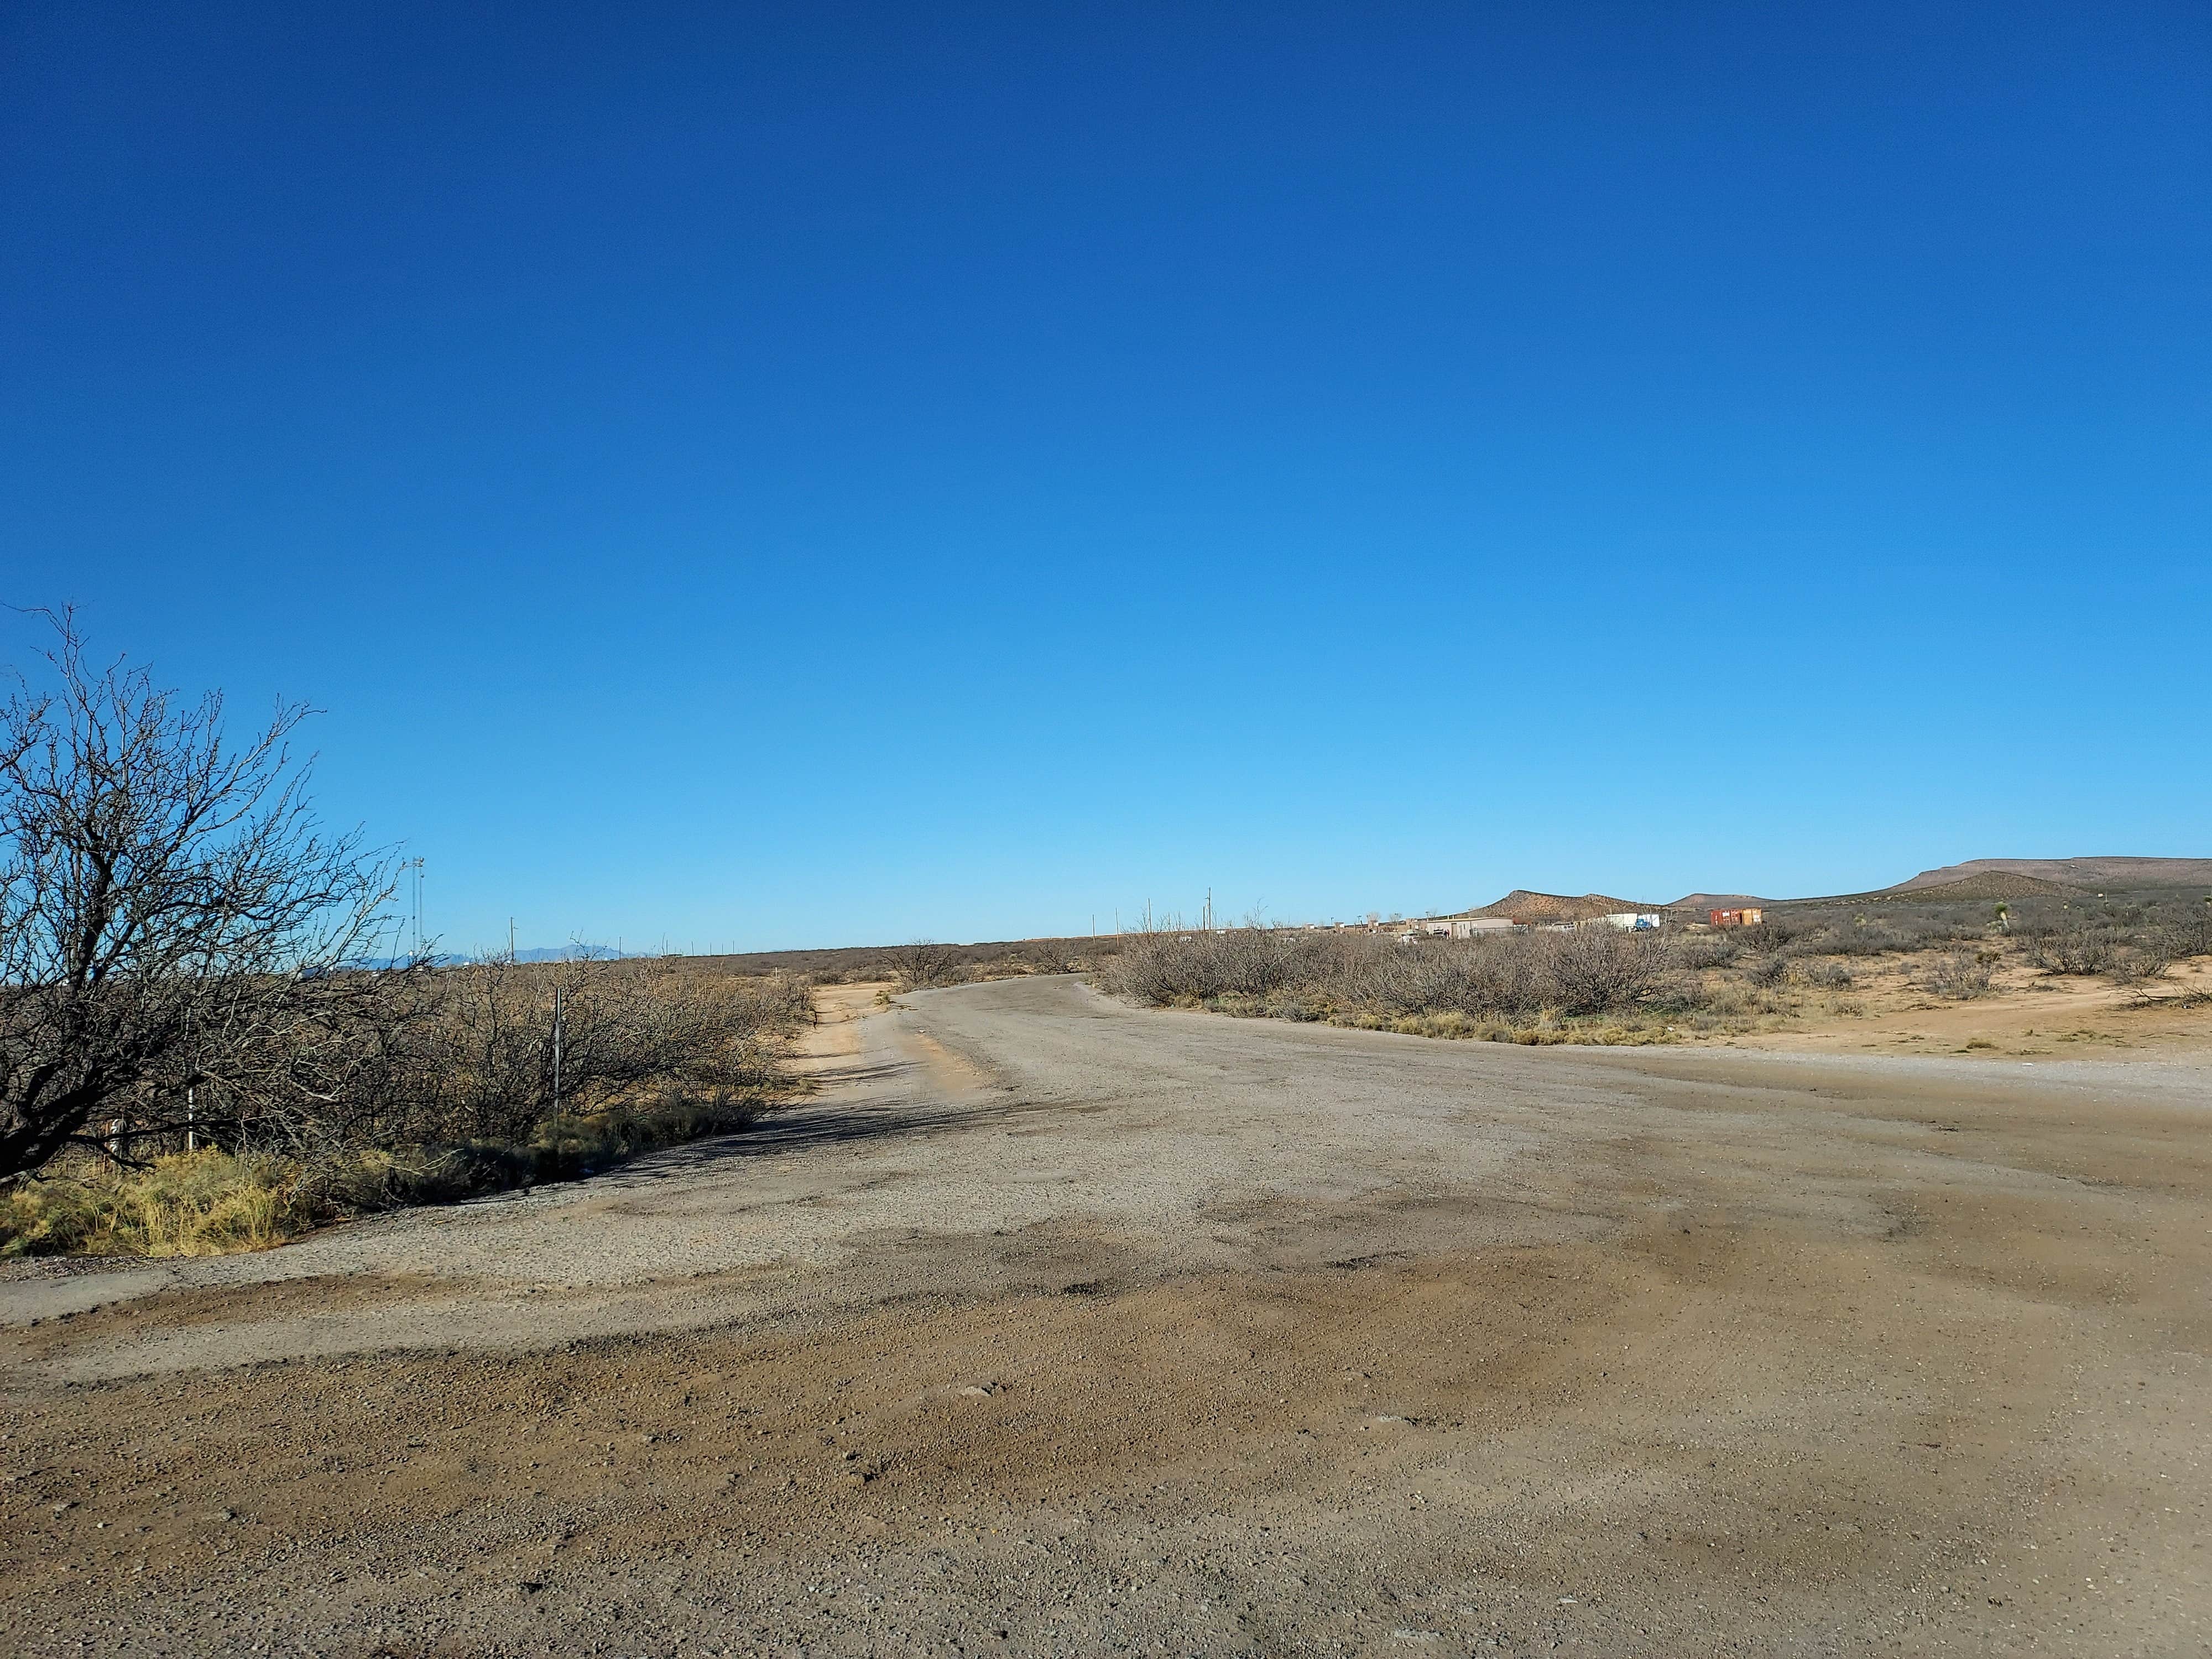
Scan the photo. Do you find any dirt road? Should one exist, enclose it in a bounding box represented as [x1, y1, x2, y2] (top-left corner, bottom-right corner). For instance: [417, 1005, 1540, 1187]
[3, 977, 2208, 1655]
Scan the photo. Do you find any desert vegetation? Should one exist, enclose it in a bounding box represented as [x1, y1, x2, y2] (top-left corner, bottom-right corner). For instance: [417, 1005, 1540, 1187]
[1102, 888, 2212, 1042]
[715, 933, 1107, 988]
[1102, 924, 1679, 1041]
[0, 614, 810, 1256]
[1, 957, 812, 1256]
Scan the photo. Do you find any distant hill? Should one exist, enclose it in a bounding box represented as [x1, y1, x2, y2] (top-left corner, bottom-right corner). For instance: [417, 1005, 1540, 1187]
[1667, 892, 1773, 912]
[1892, 857, 2212, 892]
[1880, 871, 2079, 901]
[1465, 890, 1658, 923]
[1780, 870, 2082, 909]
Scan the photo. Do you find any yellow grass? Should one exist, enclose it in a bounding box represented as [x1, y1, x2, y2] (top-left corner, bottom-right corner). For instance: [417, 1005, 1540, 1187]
[1, 1151, 311, 1259]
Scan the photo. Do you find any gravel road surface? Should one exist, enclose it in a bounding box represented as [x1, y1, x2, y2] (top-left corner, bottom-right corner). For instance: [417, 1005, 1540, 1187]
[3, 975, 2207, 1655]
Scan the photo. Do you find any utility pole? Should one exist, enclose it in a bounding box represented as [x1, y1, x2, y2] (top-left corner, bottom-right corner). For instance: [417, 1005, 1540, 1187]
[391, 857, 426, 958]
[509, 917, 517, 962]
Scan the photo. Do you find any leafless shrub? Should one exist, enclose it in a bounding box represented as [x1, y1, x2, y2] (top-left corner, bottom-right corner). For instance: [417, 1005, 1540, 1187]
[1021, 940, 1075, 974]
[1799, 961, 1854, 990]
[1543, 927, 1667, 1015]
[1922, 952, 1994, 1000]
[2106, 936, 2177, 988]
[1745, 954, 1790, 988]
[349, 957, 808, 1151]
[1670, 933, 1738, 970]
[2024, 926, 2117, 976]
[1105, 926, 1311, 1004]
[1103, 925, 1665, 1022]
[1823, 924, 1912, 956]
[884, 940, 967, 989]
[1736, 920, 1794, 954]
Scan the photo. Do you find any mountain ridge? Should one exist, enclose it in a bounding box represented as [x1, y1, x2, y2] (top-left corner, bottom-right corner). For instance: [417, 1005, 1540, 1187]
[1893, 856, 2212, 891]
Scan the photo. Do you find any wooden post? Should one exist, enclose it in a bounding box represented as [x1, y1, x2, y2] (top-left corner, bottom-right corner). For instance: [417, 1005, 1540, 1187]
[551, 984, 564, 1121]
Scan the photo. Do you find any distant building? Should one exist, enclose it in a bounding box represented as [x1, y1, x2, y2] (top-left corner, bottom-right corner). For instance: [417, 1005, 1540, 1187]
[1596, 912, 1663, 930]
[1709, 907, 1765, 928]
[1448, 917, 1519, 939]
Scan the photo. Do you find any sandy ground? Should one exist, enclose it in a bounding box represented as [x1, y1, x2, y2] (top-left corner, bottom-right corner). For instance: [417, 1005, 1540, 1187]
[1697, 954, 2212, 1061]
[2, 977, 2209, 1656]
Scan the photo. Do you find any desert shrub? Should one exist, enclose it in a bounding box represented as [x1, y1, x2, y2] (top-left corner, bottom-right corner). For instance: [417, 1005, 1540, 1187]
[1736, 920, 1796, 954]
[1745, 954, 1791, 988]
[768, 934, 1113, 985]
[2106, 936, 2177, 987]
[2024, 926, 2119, 976]
[1800, 961, 1855, 989]
[1922, 953, 1994, 1000]
[1542, 927, 1667, 1015]
[1105, 927, 1316, 1004]
[1791, 908, 1984, 953]
[308, 957, 810, 1156]
[884, 940, 968, 989]
[1670, 933, 1739, 970]
[1021, 940, 1076, 974]
[1699, 980, 1761, 1017]
[1824, 923, 1913, 956]
[1, 959, 813, 1253]
[1103, 925, 1666, 1024]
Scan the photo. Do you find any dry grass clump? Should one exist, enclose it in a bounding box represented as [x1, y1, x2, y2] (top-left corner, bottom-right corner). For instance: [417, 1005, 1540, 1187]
[1, 1151, 310, 1258]
[0, 1083, 790, 1260]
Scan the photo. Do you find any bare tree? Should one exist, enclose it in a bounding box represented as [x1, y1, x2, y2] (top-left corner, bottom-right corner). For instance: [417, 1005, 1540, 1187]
[0, 610, 413, 1179]
[884, 939, 964, 989]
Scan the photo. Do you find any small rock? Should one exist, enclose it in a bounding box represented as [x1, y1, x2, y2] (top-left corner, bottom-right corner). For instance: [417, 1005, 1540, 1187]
[960, 1384, 997, 1397]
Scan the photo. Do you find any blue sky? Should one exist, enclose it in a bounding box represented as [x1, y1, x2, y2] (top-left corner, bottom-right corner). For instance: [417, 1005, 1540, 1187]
[5, 2, 2206, 951]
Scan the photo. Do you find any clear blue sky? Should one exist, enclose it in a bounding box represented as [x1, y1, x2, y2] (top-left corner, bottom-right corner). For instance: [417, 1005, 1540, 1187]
[6, 3, 2206, 951]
